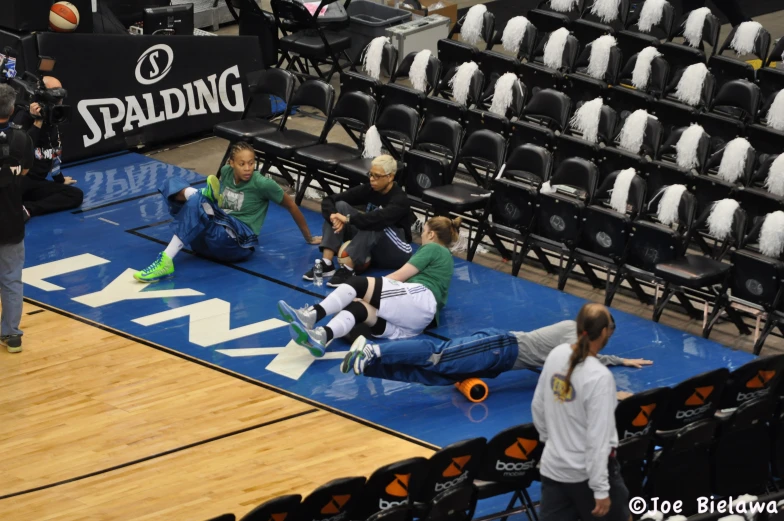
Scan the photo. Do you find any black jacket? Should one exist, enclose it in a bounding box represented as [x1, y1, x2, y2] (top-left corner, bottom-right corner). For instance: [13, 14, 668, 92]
[322, 183, 412, 242]
[0, 125, 34, 244]
[13, 111, 62, 181]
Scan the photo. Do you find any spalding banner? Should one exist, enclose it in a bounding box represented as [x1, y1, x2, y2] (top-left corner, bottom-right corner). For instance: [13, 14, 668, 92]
[37, 33, 263, 162]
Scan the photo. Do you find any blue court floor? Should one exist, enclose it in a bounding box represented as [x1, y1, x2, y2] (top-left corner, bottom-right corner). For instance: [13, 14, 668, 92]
[22, 153, 755, 507]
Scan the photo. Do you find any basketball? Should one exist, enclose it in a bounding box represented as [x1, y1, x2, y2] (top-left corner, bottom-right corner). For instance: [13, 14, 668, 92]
[49, 1, 80, 32]
[337, 241, 371, 273]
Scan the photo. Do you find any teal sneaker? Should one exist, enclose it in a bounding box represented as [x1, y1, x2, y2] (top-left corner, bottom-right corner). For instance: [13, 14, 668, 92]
[341, 335, 367, 374]
[201, 175, 222, 205]
[133, 252, 175, 283]
[278, 300, 317, 330]
[288, 323, 329, 358]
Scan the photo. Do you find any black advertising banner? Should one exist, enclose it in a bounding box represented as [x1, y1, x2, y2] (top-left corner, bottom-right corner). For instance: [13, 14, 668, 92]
[37, 33, 264, 162]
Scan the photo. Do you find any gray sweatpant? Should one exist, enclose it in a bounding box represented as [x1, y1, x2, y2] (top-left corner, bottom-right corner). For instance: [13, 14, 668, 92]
[322, 201, 413, 270]
[0, 240, 24, 337]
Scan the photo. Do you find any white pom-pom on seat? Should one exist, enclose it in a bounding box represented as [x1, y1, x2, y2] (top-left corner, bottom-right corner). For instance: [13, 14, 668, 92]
[569, 97, 604, 143]
[638, 0, 668, 32]
[540, 180, 556, 194]
[764, 155, 784, 196]
[361, 36, 389, 80]
[632, 46, 662, 90]
[707, 198, 740, 239]
[410, 50, 431, 92]
[716, 137, 752, 184]
[683, 7, 712, 48]
[489, 72, 519, 116]
[760, 211, 784, 258]
[502, 16, 531, 53]
[675, 124, 705, 170]
[544, 27, 571, 69]
[610, 168, 637, 213]
[449, 61, 480, 106]
[461, 4, 487, 46]
[550, 0, 579, 12]
[362, 125, 383, 158]
[730, 21, 763, 56]
[641, 511, 664, 521]
[666, 516, 688, 521]
[619, 109, 654, 154]
[587, 35, 618, 79]
[656, 184, 687, 226]
[766, 90, 784, 131]
[590, 0, 621, 23]
[674, 62, 709, 107]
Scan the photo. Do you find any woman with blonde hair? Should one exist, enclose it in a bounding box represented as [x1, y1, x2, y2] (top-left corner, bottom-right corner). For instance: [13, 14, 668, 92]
[279, 216, 461, 357]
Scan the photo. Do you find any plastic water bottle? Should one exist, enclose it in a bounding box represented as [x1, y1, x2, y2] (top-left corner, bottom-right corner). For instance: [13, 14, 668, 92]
[314, 260, 323, 287]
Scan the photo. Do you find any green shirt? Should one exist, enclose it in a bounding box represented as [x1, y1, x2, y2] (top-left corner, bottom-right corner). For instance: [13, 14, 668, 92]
[408, 242, 455, 312]
[219, 165, 285, 235]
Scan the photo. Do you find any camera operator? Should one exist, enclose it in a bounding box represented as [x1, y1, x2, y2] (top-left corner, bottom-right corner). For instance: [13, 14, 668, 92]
[13, 76, 83, 220]
[0, 83, 35, 353]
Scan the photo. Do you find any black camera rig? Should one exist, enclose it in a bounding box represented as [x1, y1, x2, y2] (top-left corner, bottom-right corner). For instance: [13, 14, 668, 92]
[0, 48, 71, 125]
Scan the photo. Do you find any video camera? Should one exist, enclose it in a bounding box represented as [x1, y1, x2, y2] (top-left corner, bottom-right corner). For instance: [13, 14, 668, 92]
[0, 48, 71, 125]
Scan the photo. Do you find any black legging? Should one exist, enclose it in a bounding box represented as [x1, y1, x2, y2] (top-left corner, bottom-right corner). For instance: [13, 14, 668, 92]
[681, 0, 750, 27]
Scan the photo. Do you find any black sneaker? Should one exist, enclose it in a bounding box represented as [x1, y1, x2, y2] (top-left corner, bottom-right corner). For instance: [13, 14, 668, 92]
[2, 334, 22, 353]
[302, 261, 336, 281]
[327, 266, 355, 287]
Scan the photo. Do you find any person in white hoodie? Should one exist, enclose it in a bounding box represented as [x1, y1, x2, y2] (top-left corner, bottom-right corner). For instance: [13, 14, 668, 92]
[532, 303, 630, 521]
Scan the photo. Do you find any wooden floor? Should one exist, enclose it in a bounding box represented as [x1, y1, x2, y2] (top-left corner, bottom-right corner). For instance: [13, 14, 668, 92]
[0, 302, 433, 521]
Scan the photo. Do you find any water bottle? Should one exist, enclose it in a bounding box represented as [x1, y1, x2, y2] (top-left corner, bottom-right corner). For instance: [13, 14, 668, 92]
[314, 260, 323, 287]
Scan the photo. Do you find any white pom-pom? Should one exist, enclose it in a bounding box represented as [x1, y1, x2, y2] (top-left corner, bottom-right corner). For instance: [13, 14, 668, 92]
[502, 16, 530, 53]
[730, 21, 763, 56]
[667, 516, 688, 521]
[674, 62, 709, 107]
[361, 36, 389, 80]
[717, 137, 752, 184]
[610, 168, 637, 213]
[707, 199, 740, 239]
[764, 155, 784, 196]
[683, 7, 712, 48]
[760, 211, 784, 258]
[632, 46, 662, 90]
[657, 184, 687, 226]
[717, 516, 744, 521]
[587, 35, 617, 79]
[544, 27, 571, 69]
[675, 124, 705, 169]
[461, 4, 487, 45]
[540, 180, 556, 194]
[449, 61, 479, 106]
[638, 0, 668, 32]
[489, 72, 518, 116]
[550, 0, 578, 12]
[619, 109, 653, 154]
[641, 511, 664, 521]
[569, 97, 604, 143]
[362, 125, 383, 158]
[767, 90, 784, 131]
[590, 0, 620, 23]
[410, 50, 431, 92]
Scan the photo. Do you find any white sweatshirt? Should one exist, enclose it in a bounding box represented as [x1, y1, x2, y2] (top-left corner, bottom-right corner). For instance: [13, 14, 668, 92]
[532, 343, 619, 499]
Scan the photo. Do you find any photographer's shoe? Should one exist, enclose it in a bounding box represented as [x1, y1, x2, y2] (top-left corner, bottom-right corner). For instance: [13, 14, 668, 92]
[134, 252, 175, 283]
[2, 335, 22, 353]
[201, 175, 222, 206]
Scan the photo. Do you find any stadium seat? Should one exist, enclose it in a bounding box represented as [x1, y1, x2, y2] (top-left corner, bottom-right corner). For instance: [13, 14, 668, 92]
[659, 10, 720, 72]
[436, 64, 486, 107]
[655, 367, 729, 432]
[698, 79, 761, 144]
[657, 125, 711, 173]
[436, 38, 482, 101]
[733, 154, 784, 224]
[464, 109, 511, 141]
[341, 39, 398, 99]
[562, 37, 624, 104]
[614, 386, 672, 498]
[746, 88, 784, 155]
[239, 494, 302, 521]
[448, 7, 496, 51]
[491, 18, 539, 62]
[253, 78, 335, 187]
[476, 51, 524, 111]
[298, 477, 366, 521]
[651, 64, 716, 131]
[519, 29, 581, 93]
[474, 424, 543, 521]
[711, 397, 775, 496]
[555, 100, 619, 166]
[615, 0, 676, 59]
[597, 110, 662, 181]
[421, 484, 478, 521]
[349, 37, 398, 79]
[606, 50, 670, 114]
[292, 90, 378, 203]
[527, 0, 585, 34]
[689, 199, 748, 260]
[708, 23, 771, 86]
[640, 160, 692, 202]
[350, 458, 428, 521]
[380, 51, 442, 110]
[757, 38, 784, 104]
[509, 89, 573, 151]
[560, 168, 646, 290]
[413, 437, 486, 506]
[571, 0, 631, 45]
[717, 354, 784, 411]
[366, 506, 413, 521]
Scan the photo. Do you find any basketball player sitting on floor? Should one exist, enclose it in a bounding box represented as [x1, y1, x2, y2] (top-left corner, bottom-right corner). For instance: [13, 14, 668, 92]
[303, 155, 413, 288]
[280, 216, 461, 357]
[339, 317, 652, 384]
[134, 142, 320, 282]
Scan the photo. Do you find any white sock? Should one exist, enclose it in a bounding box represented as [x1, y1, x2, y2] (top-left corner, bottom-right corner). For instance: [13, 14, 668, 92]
[326, 310, 356, 340]
[319, 284, 358, 315]
[322, 258, 333, 268]
[371, 343, 381, 358]
[164, 235, 184, 259]
[183, 187, 199, 200]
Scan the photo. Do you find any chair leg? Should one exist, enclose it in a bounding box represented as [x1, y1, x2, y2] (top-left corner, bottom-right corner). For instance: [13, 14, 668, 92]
[215, 143, 232, 178]
[577, 259, 603, 289]
[652, 283, 674, 322]
[557, 254, 578, 291]
[627, 277, 653, 305]
[605, 268, 625, 307]
[702, 297, 726, 338]
[295, 171, 314, 206]
[754, 317, 779, 355]
[466, 221, 486, 262]
[522, 489, 538, 521]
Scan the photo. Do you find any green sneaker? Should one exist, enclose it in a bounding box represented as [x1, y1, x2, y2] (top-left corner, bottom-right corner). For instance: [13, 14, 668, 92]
[202, 175, 222, 206]
[134, 252, 175, 283]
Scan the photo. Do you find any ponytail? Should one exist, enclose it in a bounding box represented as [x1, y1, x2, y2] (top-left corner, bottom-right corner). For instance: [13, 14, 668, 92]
[564, 303, 614, 394]
[564, 332, 591, 395]
[427, 216, 463, 246]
